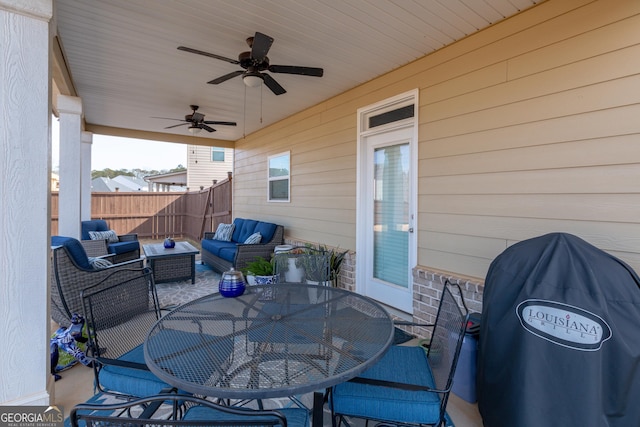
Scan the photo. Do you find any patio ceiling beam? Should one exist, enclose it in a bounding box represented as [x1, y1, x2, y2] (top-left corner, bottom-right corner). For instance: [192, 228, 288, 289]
[51, 34, 77, 114]
[85, 123, 236, 149]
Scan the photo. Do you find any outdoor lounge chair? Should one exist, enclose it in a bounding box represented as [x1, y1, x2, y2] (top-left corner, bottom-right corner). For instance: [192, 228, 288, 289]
[81, 219, 140, 263]
[330, 280, 469, 427]
[50, 236, 145, 326]
[69, 392, 310, 427]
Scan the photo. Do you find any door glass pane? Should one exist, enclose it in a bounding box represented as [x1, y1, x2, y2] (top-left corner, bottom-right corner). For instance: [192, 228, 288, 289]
[373, 143, 409, 288]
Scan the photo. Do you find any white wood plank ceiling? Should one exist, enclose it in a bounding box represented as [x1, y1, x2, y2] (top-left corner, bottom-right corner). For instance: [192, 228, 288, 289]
[54, 0, 541, 142]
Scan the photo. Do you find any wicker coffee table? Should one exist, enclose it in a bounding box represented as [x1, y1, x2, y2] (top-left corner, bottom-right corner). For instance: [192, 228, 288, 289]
[142, 241, 200, 284]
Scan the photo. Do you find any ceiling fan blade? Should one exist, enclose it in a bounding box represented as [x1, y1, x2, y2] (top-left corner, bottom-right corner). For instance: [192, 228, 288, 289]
[191, 112, 205, 122]
[164, 123, 189, 129]
[251, 32, 273, 62]
[208, 70, 244, 85]
[152, 117, 186, 121]
[262, 73, 286, 95]
[204, 121, 237, 126]
[268, 65, 324, 77]
[200, 124, 216, 133]
[177, 46, 239, 64]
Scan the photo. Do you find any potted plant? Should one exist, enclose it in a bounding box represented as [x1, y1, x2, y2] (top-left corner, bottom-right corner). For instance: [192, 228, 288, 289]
[328, 247, 349, 287]
[273, 246, 306, 283]
[301, 244, 349, 287]
[302, 253, 330, 286]
[243, 256, 277, 285]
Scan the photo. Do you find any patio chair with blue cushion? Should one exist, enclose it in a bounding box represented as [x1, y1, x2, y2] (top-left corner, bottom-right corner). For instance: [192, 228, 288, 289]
[80, 268, 179, 399]
[330, 280, 469, 427]
[69, 392, 309, 427]
[50, 236, 145, 326]
[80, 269, 235, 400]
[81, 219, 140, 263]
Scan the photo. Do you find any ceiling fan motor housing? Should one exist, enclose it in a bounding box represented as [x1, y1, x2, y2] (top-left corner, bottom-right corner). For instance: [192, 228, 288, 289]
[239, 51, 269, 71]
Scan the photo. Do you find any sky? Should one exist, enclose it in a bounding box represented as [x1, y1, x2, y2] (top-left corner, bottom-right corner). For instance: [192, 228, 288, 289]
[51, 118, 187, 171]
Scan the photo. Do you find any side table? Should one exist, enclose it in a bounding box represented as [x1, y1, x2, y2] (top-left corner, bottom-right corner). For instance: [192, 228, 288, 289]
[142, 241, 200, 284]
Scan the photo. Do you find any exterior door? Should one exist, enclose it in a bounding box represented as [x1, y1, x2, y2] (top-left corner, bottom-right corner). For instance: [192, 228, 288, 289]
[360, 126, 415, 313]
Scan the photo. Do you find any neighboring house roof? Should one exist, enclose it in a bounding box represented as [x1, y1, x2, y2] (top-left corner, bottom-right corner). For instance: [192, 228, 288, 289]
[91, 177, 118, 192]
[91, 176, 148, 192]
[112, 175, 148, 191]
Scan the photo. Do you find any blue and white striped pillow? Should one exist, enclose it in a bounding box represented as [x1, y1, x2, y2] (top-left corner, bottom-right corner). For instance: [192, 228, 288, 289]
[213, 223, 235, 242]
[244, 232, 262, 244]
[88, 229, 119, 243]
[88, 257, 113, 269]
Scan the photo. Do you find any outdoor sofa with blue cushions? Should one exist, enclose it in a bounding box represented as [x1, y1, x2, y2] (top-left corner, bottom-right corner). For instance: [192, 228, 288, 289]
[81, 219, 140, 263]
[201, 218, 284, 274]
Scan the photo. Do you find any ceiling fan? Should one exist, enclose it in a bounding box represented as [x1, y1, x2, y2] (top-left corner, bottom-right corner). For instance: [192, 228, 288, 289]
[178, 32, 324, 95]
[153, 105, 237, 134]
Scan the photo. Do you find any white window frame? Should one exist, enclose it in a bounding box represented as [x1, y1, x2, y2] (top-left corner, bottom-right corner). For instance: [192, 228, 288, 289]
[268, 151, 290, 202]
[211, 147, 225, 162]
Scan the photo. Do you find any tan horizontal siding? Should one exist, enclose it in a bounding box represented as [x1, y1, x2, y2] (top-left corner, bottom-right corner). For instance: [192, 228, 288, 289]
[422, 163, 640, 195]
[234, 0, 640, 278]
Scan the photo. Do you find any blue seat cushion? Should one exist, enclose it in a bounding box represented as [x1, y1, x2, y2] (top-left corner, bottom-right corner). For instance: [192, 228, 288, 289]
[52, 236, 92, 270]
[107, 240, 139, 255]
[184, 405, 309, 426]
[201, 239, 237, 258]
[81, 220, 109, 240]
[218, 245, 238, 263]
[331, 345, 442, 425]
[98, 344, 177, 397]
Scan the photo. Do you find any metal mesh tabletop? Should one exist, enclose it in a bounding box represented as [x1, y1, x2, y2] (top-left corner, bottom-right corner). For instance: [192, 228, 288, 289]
[144, 284, 394, 399]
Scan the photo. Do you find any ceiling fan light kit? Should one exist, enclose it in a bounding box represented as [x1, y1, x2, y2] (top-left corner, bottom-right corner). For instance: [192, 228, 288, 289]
[243, 72, 263, 87]
[188, 125, 202, 135]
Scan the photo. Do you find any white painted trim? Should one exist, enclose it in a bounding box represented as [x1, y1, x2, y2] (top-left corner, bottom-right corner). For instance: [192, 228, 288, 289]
[356, 89, 419, 313]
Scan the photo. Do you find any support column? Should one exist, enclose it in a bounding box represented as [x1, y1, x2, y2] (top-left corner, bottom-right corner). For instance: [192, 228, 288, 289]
[57, 95, 83, 238]
[0, 0, 53, 405]
[81, 131, 93, 220]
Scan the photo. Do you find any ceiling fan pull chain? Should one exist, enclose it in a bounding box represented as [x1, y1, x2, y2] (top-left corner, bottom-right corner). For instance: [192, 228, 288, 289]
[243, 84, 247, 138]
[260, 85, 263, 124]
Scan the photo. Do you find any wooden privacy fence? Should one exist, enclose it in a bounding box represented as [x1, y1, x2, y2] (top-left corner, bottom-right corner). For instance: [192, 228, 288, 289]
[51, 174, 232, 241]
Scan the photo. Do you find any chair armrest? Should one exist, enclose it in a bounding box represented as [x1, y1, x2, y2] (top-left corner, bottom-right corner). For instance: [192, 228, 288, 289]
[233, 225, 284, 271]
[107, 257, 145, 268]
[203, 232, 216, 240]
[117, 233, 138, 242]
[94, 253, 117, 261]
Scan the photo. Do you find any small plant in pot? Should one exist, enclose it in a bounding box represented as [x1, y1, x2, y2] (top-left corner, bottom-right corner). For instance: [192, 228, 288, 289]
[301, 243, 349, 287]
[301, 249, 331, 286]
[243, 256, 278, 285]
[328, 247, 349, 287]
[273, 246, 306, 283]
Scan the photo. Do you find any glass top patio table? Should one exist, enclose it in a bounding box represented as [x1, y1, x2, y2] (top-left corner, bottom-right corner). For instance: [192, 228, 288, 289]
[144, 283, 394, 400]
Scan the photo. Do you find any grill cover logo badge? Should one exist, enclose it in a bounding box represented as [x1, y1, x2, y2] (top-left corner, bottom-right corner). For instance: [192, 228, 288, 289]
[516, 299, 612, 351]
